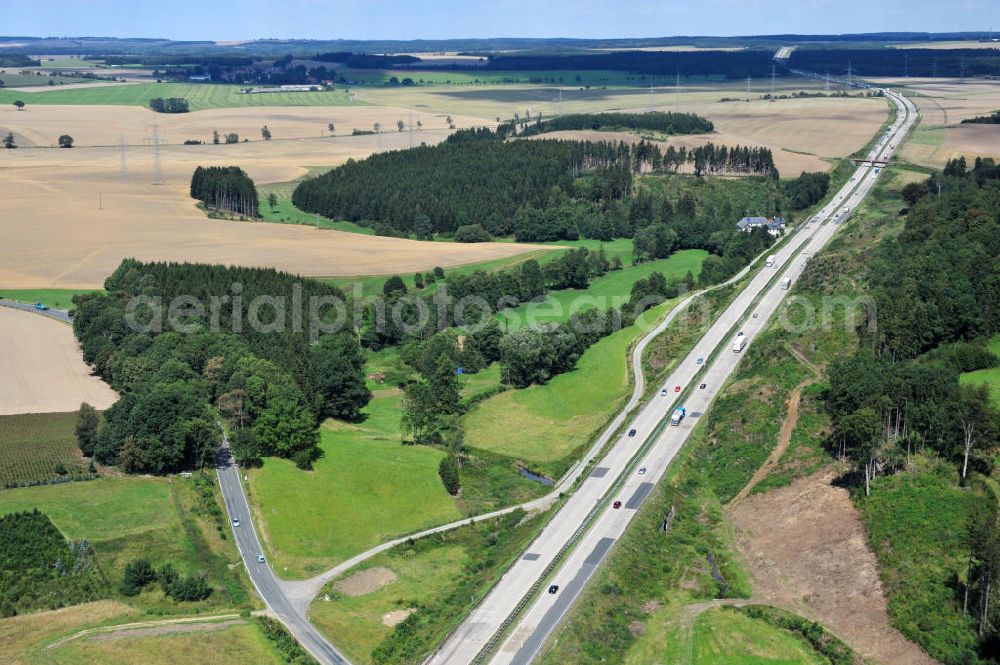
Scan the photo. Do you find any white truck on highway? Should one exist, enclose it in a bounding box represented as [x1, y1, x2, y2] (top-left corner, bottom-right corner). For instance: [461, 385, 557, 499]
[670, 406, 686, 426]
[780, 277, 792, 290]
[765, 255, 775, 267]
[733, 335, 747, 353]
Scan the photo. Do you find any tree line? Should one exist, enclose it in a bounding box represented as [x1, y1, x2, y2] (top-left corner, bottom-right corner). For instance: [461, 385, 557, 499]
[72, 260, 370, 473]
[148, 97, 190, 113]
[190, 166, 260, 218]
[516, 111, 714, 136]
[789, 48, 1000, 77]
[961, 110, 1000, 125]
[471, 49, 780, 79]
[825, 157, 1000, 496]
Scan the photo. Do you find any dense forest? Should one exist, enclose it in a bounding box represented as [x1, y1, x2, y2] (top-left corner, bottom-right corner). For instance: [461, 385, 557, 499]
[822, 158, 1000, 662]
[474, 49, 779, 79]
[190, 166, 260, 218]
[292, 125, 777, 238]
[72, 260, 370, 472]
[517, 111, 714, 136]
[0, 510, 105, 616]
[789, 48, 1000, 77]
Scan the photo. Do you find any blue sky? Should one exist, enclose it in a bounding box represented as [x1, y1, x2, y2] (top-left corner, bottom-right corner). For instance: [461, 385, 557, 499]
[7, 0, 998, 41]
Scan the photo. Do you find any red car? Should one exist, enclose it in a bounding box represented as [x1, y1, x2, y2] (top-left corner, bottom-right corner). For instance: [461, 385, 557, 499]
[613, 500, 622, 509]
[674, 385, 681, 393]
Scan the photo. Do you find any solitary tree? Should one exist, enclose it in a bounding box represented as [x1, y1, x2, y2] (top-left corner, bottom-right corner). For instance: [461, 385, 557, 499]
[261, 125, 271, 140]
[267, 192, 278, 210]
[75, 402, 100, 456]
[58, 134, 74, 148]
[438, 454, 460, 495]
[225, 132, 239, 144]
[13, 100, 24, 111]
[397, 119, 405, 132]
[327, 122, 335, 134]
[3, 132, 15, 149]
[416, 119, 423, 130]
[212, 130, 220, 145]
[373, 122, 382, 134]
[958, 384, 994, 482]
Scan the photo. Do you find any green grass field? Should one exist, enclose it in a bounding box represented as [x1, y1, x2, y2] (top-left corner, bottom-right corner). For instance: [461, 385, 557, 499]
[310, 545, 468, 664]
[0, 412, 89, 486]
[960, 335, 1000, 408]
[0, 288, 100, 310]
[0, 73, 102, 87]
[0, 474, 249, 612]
[248, 393, 461, 577]
[0, 83, 356, 111]
[500, 249, 706, 330]
[0, 476, 173, 540]
[311, 508, 542, 665]
[39, 621, 286, 665]
[642, 606, 828, 665]
[465, 299, 673, 472]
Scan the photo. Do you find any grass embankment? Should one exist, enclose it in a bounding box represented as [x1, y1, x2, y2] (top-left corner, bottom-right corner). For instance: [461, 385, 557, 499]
[0, 83, 356, 111]
[0, 288, 99, 310]
[0, 412, 89, 486]
[0, 473, 251, 614]
[309, 509, 544, 665]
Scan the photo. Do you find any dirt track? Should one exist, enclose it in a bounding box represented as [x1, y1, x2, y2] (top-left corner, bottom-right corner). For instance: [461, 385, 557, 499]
[0, 307, 117, 414]
[727, 468, 938, 665]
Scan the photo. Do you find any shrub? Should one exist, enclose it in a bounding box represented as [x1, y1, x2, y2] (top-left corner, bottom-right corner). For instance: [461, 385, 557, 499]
[454, 223, 492, 242]
[120, 558, 157, 596]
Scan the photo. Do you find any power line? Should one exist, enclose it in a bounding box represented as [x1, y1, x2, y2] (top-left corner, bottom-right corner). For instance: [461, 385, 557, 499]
[118, 136, 128, 183]
[674, 71, 680, 111]
[143, 124, 165, 185]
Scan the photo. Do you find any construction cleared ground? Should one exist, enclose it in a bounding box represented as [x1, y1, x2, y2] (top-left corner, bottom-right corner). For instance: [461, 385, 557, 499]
[870, 77, 1000, 168]
[0, 307, 117, 415]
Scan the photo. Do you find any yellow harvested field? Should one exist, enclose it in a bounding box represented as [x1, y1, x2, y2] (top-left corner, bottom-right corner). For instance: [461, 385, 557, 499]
[893, 41, 1000, 50]
[0, 104, 552, 289]
[361, 80, 887, 174]
[869, 77, 1000, 168]
[0, 307, 118, 414]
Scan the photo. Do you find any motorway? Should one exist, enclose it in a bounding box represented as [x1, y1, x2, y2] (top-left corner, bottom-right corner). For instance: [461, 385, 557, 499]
[429, 83, 916, 665]
[214, 434, 352, 665]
